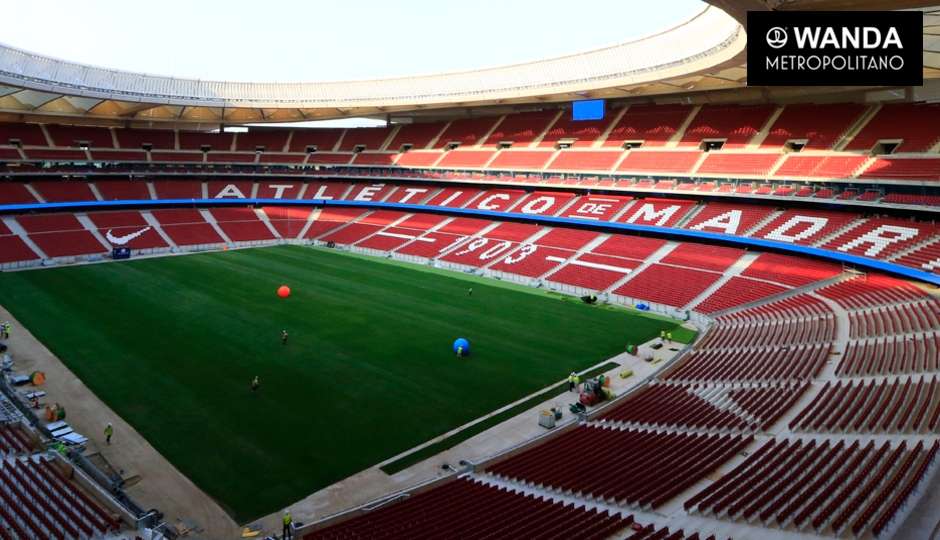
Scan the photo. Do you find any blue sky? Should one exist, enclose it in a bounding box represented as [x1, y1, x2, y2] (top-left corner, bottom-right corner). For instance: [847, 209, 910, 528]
[5, 0, 704, 82]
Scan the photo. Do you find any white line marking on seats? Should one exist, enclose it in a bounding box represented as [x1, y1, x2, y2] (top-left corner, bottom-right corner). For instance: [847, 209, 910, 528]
[546, 256, 632, 273]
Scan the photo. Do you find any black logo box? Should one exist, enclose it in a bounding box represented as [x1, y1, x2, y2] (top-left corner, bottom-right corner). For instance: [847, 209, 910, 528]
[747, 10, 923, 86]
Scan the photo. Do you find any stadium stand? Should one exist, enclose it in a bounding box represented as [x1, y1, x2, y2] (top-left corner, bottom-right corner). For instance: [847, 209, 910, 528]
[434, 117, 500, 149]
[487, 426, 752, 509]
[15, 214, 107, 258]
[483, 111, 558, 147]
[679, 105, 775, 148]
[617, 150, 701, 173]
[150, 209, 225, 246]
[539, 111, 613, 147]
[304, 477, 634, 540]
[845, 103, 940, 152]
[761, 103, 867, 150]
[603, 104, 693, 147]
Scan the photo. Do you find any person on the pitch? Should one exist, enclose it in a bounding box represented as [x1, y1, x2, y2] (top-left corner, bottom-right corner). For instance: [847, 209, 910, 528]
[104, 423, 113, 445]
[282, 511, 293, 539]
[468, 287, 473, 296]
[281, 330, 289, 345]
[251, 376, 260, 394]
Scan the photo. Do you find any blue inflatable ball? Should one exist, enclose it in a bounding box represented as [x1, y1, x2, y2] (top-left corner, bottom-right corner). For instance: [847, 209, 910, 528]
[453, 338, 471, 357]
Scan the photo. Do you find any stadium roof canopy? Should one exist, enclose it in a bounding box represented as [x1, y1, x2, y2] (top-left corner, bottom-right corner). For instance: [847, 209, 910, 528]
[0, 0, 937, 125]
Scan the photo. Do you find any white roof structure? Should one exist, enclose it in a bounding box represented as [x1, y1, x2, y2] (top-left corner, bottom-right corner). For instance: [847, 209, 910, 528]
[0, 1, 936, 124]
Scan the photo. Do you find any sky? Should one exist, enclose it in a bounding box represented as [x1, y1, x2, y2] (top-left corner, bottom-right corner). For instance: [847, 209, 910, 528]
[4, 0, 705, 83]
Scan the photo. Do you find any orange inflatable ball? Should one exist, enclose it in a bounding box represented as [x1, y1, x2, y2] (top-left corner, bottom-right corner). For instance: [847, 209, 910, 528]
[277, 285, 291, 298]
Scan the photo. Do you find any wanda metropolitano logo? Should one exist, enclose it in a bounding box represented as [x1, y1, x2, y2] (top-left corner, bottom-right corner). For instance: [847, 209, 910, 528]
[748, 11, 923, 86]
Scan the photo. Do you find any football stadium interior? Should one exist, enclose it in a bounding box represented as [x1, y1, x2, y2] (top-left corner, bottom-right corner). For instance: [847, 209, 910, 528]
[1, 1, 940, 539]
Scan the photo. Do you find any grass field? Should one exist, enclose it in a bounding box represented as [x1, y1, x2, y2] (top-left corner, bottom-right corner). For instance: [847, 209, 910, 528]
[0, 245, 685, 522]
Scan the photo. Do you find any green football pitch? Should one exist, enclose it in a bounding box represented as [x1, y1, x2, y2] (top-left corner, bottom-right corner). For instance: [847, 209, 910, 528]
[0, 245, 687, 522]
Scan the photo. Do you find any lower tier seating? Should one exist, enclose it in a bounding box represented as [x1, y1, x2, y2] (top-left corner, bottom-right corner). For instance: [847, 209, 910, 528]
[613, 264, 721, 308]
[304, 477, 633, 540]
[664, 343, 830, 383]
[598, 381, 807, 432]
[790, 376, 940, 433]
[486, 426, 752, 509]
[837, 334, 940, 376]
[0, 456, 120, 540]
[685, 437, 939, 538]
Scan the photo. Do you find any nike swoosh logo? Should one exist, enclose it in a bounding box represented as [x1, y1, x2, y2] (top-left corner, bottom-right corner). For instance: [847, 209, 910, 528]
[106, 226, 152, 245]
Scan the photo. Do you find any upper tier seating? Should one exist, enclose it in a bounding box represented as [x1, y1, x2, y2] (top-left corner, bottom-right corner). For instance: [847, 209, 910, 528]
[288, 129, 344, 153]
[434, 117, 500, 149]
[338, 127, 394, 152]
[234, 129, 289, 153]
[114, 128, 175, 150]
[603, 104, 693, 147]
[679, 105, 776, 148]
[483, 111, 558, 147]
[46, 125, 114, 148]
[761, 103, 867, 150]
[539, 110, 614, 147]
[178, 131, 234, 151]
[846, 103, 940, 152]
[0, 123, 48, 146]
[386, 123, 446, 151]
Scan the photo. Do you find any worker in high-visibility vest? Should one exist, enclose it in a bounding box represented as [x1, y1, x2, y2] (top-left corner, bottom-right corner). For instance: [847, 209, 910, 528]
[666, 332, 673, 343]
[568, 372, 580, 392]
[283, 511, 293, 540]
[104, 423, 113, 446]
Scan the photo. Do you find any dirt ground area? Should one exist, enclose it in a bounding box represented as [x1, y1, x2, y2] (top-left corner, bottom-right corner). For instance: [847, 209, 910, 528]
[0, 304, 240, 539]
